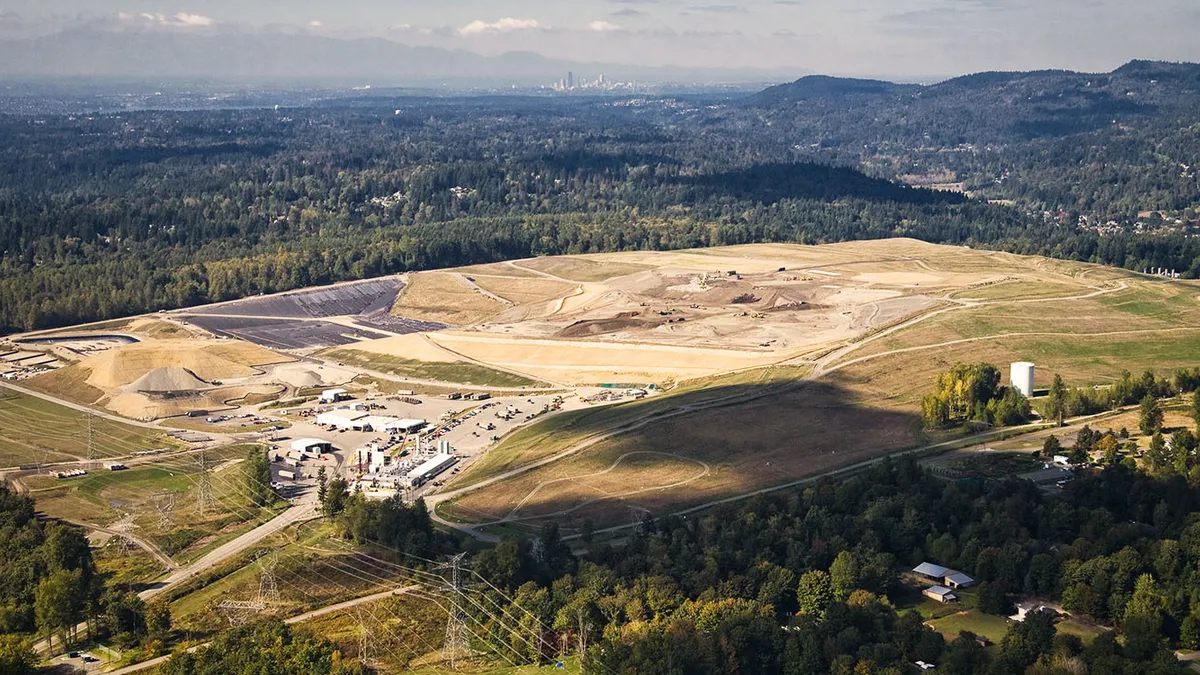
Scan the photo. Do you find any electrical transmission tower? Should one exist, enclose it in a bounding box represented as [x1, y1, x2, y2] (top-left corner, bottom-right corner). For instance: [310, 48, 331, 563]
[440, 553, 471, 669]
[216, 554, 279, 626]
[150, 492, 175, 529]
[355, 604, 380, 668]
[257, 554, 280, 605]
[628, 505, 651, 533]
[193, 448, 215, 514]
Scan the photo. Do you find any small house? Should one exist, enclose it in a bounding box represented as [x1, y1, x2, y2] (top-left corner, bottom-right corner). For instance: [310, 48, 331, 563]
[923, 586, 958, 603]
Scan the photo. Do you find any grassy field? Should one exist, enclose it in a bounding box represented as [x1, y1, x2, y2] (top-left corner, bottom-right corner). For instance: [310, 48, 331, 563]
[295, 593, 451, 673]
[0, 385, 176, 466]
[324, 348, 543, 388]
[94, 540, 168, 588]
[443, 365, 927, 529]
[927, 610, 1011, 644]
[19, 363, 108, 406]
[392, 272, 508, 325]
[29, 444, 280, 561]
[949, 280, 1093, 301]
[440, 246, 1199, 530]
[511, 256, 652, 282]
[470, 276, 577, 305]
[453, 366, 809, 490]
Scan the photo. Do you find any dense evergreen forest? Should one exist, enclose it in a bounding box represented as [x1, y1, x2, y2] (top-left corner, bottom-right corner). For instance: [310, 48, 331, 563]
[474, 452, 1200, 673]
[0, 487, 173, 674]
[3, 61, 1200, 333]
[262, 432, 1200, 673]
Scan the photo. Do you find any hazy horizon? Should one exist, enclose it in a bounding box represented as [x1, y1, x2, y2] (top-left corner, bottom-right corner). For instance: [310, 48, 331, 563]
[2, 0, 1199, 80]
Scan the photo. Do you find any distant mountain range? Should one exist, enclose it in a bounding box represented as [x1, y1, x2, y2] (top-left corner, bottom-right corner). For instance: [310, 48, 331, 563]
[753, 60, 1200, 108]
[749, 60, 1200, 145]
[0, 29, 800, 85]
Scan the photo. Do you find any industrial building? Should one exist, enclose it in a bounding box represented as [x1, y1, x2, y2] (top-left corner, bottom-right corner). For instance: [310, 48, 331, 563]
[317, 409, 370, 430]
[406, 453, 457, 487]
[319, 388, 351, 404]
[291, 438, 333, 455]
[317, 410, 426, 433]
[1010, 362, 1035, 398]
[363, 416, 427, 434]
[356, 444, 392, 473]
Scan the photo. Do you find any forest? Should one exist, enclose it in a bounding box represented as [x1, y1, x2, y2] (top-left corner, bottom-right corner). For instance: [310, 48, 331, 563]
[306, 388, 1200, 674]
[3, 63, 1200, 333]
[314, 439, 1200, 674]
[0, 487, 173, 674]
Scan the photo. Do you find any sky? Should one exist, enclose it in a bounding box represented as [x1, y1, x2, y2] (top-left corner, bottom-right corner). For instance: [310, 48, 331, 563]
[3, 0, 1200, 78]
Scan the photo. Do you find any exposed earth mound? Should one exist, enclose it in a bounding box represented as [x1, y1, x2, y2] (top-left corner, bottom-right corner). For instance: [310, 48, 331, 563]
[128, 367, 208, 393]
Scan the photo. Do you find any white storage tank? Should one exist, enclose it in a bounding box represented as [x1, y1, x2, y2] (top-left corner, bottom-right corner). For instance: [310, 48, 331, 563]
[1010, 362, 1035, 398]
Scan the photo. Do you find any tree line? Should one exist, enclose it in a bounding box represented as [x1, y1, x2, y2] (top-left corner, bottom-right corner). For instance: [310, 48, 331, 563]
[2, 100, 1199, 334]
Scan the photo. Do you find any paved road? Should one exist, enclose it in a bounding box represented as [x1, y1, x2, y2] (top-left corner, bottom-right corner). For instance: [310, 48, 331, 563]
[139, 502, 320, 600]
[105, 585, 420, 675]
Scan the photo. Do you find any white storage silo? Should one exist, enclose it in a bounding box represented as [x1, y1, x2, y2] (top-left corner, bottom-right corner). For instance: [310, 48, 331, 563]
[1010, 362, 1035, 398]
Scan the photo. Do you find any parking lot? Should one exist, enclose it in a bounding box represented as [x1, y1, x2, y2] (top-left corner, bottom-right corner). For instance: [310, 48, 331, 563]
[273, 391, 572, 484]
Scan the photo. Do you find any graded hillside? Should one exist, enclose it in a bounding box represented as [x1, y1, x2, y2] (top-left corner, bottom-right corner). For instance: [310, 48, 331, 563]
[430, 239, 1200, 533]
[22, 335, 292, 419]
[84, 339, 287, 388]
[342, 239, 1103, 387]
[0, 384, 178, 466]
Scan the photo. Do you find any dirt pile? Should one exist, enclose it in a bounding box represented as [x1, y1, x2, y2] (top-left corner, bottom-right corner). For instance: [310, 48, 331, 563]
[128, 367, 208, 393]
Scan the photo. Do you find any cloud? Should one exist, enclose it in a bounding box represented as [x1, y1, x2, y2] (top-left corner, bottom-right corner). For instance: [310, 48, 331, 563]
[459, 17, 545, 36]
[686, 5, 748, 13]
[611, 8, 647, 17]
[117, 12, 216, 28]
[589, 20, 623, 32]
[173, 13, 214, 26]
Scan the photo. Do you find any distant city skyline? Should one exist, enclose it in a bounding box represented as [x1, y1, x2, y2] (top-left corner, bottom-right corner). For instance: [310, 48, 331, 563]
[2, 0, 1199, 78]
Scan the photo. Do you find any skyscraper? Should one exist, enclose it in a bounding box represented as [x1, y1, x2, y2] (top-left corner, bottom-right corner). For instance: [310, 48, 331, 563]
[567, 71, 575, 89]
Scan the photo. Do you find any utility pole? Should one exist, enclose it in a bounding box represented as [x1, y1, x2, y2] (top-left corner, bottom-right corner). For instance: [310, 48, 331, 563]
[440, 553, 470, 669]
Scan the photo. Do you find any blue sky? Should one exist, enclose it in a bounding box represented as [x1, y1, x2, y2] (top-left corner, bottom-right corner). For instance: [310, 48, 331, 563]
[4, 0, 1200, 77]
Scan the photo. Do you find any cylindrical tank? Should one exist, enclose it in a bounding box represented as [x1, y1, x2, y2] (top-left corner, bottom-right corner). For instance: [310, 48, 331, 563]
[1010, 362, 1035, 398]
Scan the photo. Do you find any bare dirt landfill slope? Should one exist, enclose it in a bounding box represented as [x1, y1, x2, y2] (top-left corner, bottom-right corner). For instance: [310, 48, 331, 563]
[8, 238, 1197, 530]
[427, 239, 1200, 533]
